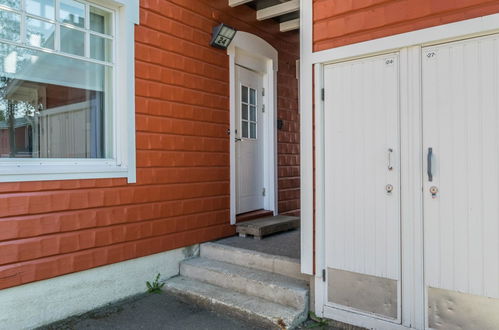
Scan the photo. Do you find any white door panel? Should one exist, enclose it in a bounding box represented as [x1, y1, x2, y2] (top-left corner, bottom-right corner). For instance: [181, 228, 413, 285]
[324, 53, 401, 321]
[423, 33, 499, 329]
[236, 66, 264, 214]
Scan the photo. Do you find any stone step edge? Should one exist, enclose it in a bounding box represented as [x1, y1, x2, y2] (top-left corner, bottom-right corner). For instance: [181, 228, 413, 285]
[180, 257, 308, 310]
[201, 242, 309, 281]
[164, 276, 307, 330]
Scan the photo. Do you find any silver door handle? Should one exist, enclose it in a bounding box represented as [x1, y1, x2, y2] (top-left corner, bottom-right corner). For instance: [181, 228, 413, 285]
[388, 148, 393, 170]
[427, 147, 433, 182]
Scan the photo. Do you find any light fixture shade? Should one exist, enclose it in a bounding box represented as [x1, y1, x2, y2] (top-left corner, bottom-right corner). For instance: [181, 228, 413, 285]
[210, 23, 237, 50]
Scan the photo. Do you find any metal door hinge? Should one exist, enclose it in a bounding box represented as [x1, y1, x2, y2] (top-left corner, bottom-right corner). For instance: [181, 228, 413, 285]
[262, 104, 265, 113]
[262, 188, 266, 196]
[322, 269, 326, 282]
[321, 88, 325, 101]
[262, 88, 265, 96]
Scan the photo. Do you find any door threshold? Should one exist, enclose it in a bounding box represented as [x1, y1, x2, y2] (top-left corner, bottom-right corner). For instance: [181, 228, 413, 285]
[236, 209, 273, 223]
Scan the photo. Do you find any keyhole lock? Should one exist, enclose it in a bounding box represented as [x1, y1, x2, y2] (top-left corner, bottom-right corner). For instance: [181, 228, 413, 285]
[386, 184, 394, 193]
[430, 186, 439, 198]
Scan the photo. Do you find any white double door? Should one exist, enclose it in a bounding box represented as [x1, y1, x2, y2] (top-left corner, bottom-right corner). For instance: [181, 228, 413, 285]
[323, 33, 499, 329]
[235, 66, 265, 214]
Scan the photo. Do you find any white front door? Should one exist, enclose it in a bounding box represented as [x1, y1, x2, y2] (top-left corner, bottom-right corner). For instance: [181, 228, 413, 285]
[323, 54, 401, 322]
[422, 33, 499, 329]
[235, 66, 264, 214]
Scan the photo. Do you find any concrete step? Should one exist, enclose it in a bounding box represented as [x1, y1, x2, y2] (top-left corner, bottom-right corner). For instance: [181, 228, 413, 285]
[236, 215, 300, 239]
[164, 276, 307, 330]
[201, 242, 308, 281]
[180, 257, 308, 310]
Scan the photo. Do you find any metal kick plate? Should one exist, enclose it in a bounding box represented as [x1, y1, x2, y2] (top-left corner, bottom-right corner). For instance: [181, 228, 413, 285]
[328, 268, 398, 319]
[428, 287, 499, 330]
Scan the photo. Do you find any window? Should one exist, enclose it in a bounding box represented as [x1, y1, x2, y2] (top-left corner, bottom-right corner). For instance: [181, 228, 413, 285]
[0, 0, 138, 182]
[241, 85, 257, 139]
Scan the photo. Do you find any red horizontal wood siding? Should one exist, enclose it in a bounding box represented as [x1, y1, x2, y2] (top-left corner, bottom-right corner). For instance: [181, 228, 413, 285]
[0, 0, 299, 290]
[313, 0, 499, 51]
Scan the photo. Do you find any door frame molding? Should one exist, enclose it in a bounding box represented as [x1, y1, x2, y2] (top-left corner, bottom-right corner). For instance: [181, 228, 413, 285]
[227, 32, 278, 224]
[308, 13, 499, 330]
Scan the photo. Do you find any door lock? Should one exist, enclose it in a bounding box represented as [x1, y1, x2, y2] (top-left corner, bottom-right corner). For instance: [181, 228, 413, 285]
[430, 186, 438, 198]
[386, 184, 394, 193]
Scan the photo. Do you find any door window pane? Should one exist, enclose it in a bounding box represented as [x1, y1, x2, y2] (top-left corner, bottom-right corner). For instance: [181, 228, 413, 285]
[250, 88, 256, 105]
[60, 26, 84, 56]
[250, 105, 256, 122]
[241, 85, 248, 103]
[0, 0, 19, 9]
[26, 0, 55, 20]
[250, 123, 256, 139]
[60, 0, 85, 28]
[90, 35, 112, 62]
[241, 104, 248, 120]
[0, 10, 20, 42]
[27, 18, 55, 49]
[90, 6, 112, 35]
[0, 43, 112, 159]
[241, 121, 248, 139]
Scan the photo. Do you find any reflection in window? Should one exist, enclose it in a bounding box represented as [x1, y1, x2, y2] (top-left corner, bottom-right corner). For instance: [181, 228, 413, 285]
[26, 0, 56, 20]
[0, 0, 20, 9]
[0, 9, 21, 42]
[59, 0, 85, 27]
[0, 44, 111, 159]
[26, 17, 55, 49]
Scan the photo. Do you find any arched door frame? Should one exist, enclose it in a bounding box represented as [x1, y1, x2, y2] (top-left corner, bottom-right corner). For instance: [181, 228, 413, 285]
[227, 32, 278, 224]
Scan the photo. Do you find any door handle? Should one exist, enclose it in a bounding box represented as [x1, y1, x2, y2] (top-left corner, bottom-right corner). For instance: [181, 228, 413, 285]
[388, 148, 393, 170]
[235, 137, 242, 142]
[427, 147, 433, 182]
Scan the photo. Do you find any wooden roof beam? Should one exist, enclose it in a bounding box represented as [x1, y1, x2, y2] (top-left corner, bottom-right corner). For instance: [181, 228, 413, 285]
[280, 18, 299, 32]
[256, 0, 299, 21]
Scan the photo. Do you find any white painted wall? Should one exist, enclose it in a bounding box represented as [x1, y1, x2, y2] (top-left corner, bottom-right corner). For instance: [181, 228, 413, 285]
[0, 245, 199, 330]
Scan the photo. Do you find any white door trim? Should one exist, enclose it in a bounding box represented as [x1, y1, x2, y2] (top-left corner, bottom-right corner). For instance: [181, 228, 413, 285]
[227, 32, 278, 224]
[305, 12, 499, 330]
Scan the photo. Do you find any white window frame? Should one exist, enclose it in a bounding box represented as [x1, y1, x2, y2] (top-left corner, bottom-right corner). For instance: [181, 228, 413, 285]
[0, 0, 138, 183]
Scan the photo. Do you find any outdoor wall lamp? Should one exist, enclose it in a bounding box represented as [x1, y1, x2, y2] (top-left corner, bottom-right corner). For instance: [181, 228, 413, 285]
[210, 23, 237, 50]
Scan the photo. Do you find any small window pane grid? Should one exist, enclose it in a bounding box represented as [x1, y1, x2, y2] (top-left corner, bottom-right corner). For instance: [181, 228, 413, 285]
[0, 0, 115, 160]
[241, 85, 257, 140]
[0, 0, 114, 64]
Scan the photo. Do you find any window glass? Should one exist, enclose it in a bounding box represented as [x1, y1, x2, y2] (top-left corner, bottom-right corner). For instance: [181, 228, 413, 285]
[0, 10, 20, 42]
[27, 18, 55, 49]
[90, 35, 112, 62]
[250, 122, 256, 139]
[0, 0, 20, 9]
[240, 85, 258, 140]
[241, 85, 248, 103]
[241, 121, 248, 139]
[0, 43, 112, 159]
[90, 6, 112, 35]
[250, 88, 256, 105]
[26, 0, 55, 20]
[60, 0, 85, 28]
[250, 105, 256, 122]
[241, 104, 248, 120]
[60, 26, 85, 56]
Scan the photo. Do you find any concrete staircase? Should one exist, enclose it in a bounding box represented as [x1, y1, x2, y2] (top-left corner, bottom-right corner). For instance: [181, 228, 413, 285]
[164, 242, 309, 329]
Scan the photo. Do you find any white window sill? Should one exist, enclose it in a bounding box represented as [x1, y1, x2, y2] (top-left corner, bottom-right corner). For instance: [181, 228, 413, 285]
[0, 160, 133, 183]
